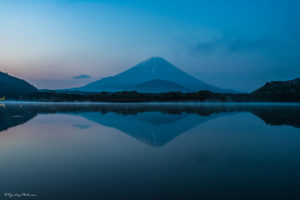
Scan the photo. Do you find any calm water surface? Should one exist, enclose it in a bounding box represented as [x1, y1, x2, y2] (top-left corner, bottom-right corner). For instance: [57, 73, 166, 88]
[0, 103, 300, 200]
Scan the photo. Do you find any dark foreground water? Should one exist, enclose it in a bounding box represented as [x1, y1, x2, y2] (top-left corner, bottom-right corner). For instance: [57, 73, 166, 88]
[0, 102, 300, 200]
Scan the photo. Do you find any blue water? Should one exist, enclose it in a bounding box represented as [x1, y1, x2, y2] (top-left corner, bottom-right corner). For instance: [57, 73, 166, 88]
[0, 103, 299, 200]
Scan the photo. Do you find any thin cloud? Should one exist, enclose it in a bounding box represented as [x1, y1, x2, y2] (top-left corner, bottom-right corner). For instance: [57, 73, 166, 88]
[191, 36, 275, 54]
[73, 124, 91, 129]
[229, 38, 274, 52]
[73, 74, 91, 80]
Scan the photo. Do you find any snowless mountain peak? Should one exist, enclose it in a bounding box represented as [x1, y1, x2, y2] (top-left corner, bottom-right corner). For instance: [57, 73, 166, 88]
[142, 57, 168, 64]
[133, 57, 174, 73]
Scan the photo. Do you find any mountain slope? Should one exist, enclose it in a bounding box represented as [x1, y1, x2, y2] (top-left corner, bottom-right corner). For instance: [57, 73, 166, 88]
[75, 57, 229, 93]
[251, 78, 300, 102]
[0, 72, 37, 98]
[131, 79, 189, 93]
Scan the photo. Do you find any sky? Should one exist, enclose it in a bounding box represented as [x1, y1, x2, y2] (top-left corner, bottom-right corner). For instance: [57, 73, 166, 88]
[0, 0, 300, 91]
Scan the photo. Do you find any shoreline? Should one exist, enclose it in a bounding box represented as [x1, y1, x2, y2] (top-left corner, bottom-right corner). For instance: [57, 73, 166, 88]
[1, 100, 300, 106]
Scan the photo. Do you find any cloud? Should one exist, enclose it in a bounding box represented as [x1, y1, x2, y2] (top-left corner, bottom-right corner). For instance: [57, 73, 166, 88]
[190, 36, 275, 54]
[191, 38, 227, 54]
[73, 124, 91, 130]
[73, 74, 91, 79]
[229, 38, 274, 52]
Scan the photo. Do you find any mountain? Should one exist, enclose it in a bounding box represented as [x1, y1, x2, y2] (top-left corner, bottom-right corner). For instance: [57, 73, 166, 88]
[131, 79, 189, 93]
[251, 78, 300, 102]
[72, 57, 232, 93]
[0, 72, 37, 98]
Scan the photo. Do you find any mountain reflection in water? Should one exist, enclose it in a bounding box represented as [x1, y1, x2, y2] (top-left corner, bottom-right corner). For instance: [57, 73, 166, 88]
[0, 103, 299, 147]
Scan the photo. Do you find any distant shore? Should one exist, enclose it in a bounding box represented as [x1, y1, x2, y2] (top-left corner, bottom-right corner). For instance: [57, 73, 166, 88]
[2, 89, 300, 103]
[2, 101, 300, 106]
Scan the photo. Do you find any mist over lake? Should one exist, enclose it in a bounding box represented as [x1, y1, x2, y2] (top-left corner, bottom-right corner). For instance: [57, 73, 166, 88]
[0, 103, 299, 200]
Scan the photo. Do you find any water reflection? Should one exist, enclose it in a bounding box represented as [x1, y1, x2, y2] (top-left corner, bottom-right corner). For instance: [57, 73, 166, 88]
[79, 112, 223, 146]
[0, 103, 300, 199]
[0, 104, 36, 132]
[0, 103, 299, 146]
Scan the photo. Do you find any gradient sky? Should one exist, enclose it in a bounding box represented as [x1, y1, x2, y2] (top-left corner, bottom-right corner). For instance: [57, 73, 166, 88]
[1, 0, 300, 91]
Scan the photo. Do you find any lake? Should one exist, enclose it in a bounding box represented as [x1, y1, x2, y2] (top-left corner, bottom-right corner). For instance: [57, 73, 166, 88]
[0, 102, 300, 200]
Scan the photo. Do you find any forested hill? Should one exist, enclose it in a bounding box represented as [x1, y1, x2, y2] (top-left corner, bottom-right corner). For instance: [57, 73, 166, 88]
[251, 78, 300, 102]
[0, 72, 37, 99]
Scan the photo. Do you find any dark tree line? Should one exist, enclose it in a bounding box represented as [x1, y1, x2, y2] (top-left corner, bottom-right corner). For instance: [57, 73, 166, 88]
[24, 90, 251, 102]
